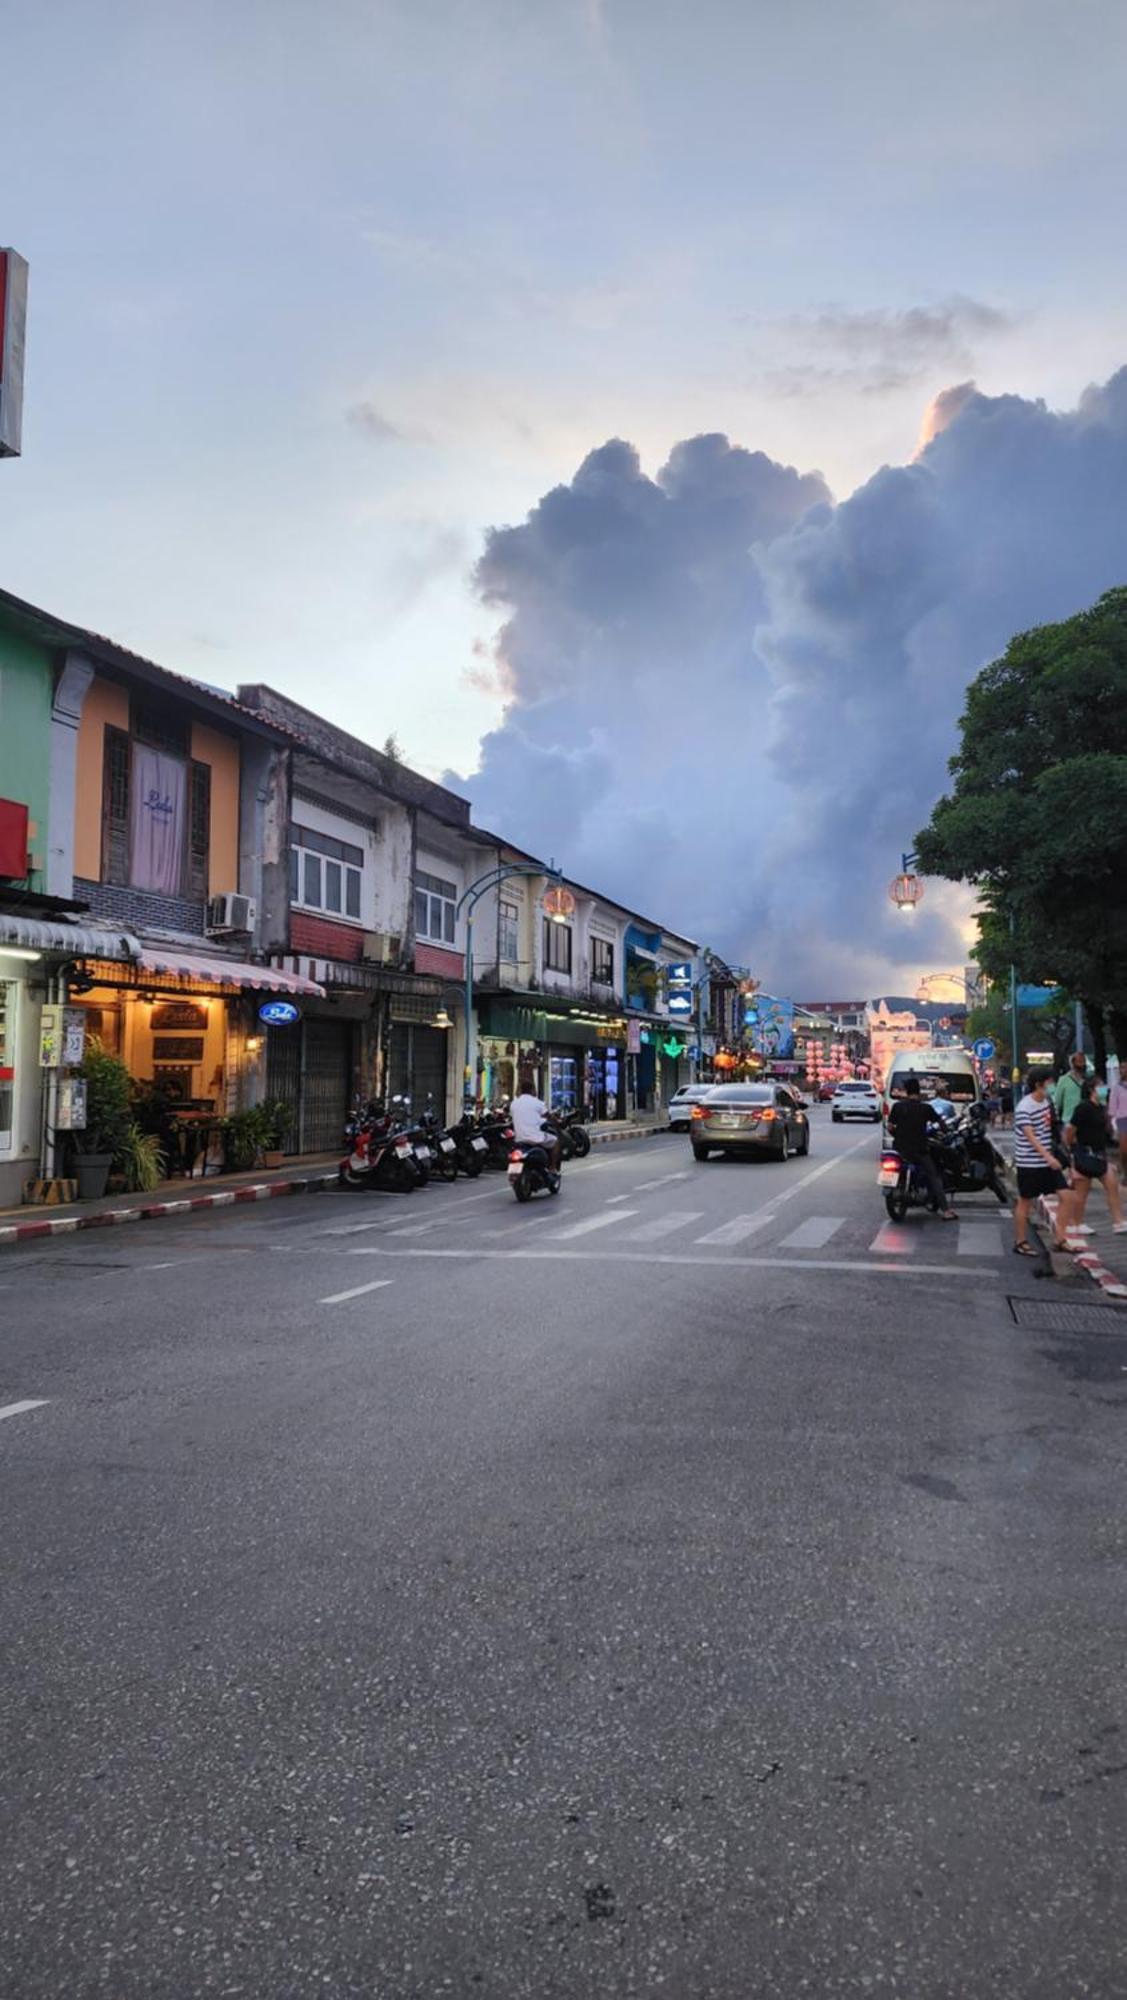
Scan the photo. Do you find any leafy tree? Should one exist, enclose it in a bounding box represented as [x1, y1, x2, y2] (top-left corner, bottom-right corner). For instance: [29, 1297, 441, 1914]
[916, 587, 1127, 1060]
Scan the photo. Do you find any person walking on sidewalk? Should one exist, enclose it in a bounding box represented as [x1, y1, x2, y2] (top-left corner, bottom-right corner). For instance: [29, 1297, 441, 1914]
[1109, 1070, 1127, 1184]
[1013, 1069, 1073, 1257]
[1064, 1078, 1127, 1238]
[1052, 1051, 1089, 1127]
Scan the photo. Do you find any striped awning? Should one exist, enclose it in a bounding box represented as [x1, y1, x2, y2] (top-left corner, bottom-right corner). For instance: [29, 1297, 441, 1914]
[0, 912, 141, 960]
[137, 945, 324, 997]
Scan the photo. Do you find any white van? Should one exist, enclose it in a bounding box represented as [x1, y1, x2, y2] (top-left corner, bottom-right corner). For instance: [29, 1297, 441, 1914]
[882, 1047, 979, 1121]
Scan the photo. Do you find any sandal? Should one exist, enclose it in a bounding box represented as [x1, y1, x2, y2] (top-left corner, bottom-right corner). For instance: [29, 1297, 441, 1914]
[1013, 1241, 1038, 1257]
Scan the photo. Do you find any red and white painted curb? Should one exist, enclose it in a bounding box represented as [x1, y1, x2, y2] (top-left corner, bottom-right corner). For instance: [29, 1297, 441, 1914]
[0, 1172, 341, 1250]
[1038, 1193, 1127, 1301]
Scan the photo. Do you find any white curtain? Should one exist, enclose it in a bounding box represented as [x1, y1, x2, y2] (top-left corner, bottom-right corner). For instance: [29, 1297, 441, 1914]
[130, 747, 185, 895]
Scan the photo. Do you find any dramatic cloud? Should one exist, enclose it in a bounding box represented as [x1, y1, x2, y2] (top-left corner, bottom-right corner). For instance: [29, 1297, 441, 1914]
[455, 371, 1127, 991]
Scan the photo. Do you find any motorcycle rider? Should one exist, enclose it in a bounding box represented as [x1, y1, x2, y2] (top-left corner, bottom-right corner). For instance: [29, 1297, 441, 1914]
[888, 1076, 956, 1220]
[509, 1070, 562, 1177]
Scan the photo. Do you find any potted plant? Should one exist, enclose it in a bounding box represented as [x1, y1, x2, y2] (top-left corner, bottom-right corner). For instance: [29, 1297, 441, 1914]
[117, 1122, 167, 1193]
[73, 1041, 133, 1200]
[221, 1105, 269, 1173]
[260, 1098, 293, 1169]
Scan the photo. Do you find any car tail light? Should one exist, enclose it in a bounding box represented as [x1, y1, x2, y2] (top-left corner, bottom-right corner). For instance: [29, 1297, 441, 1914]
[758, 1107, 777, 1122]
[692, 1105, 711, 1120]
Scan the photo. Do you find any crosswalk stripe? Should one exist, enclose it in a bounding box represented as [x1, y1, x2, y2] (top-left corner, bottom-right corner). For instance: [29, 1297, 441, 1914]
[694, 1211, 776, 1247]
[624, 1210, 706, 1243]
[547, 1209, 639, 1241]
[869, 1223, 917, 1255]
[776, 1215, 844, 1251]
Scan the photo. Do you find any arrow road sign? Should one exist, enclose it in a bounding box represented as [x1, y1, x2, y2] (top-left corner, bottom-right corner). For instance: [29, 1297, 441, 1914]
[973, 1037, 995, 1062]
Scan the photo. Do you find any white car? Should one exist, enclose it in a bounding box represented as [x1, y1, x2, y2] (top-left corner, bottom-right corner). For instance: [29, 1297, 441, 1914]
[831, 1080, 881, 1123]
[667, 1084, 713, 1131]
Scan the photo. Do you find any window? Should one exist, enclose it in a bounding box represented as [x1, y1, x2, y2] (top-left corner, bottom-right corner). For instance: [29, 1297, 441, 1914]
[543, 918, 573, 974]
[290, 822, 364, 920]
[414, 869, 457, 945]
[100, 723, 211, 900]
[591, 937, 614, 985]
[499, 899, 519, 964]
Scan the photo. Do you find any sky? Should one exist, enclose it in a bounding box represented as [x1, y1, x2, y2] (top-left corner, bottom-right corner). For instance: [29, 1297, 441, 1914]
[3, 0, 1127, 989]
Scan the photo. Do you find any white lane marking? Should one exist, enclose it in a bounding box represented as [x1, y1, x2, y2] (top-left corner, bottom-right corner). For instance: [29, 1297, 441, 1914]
[0, 1399, 49, 1423]
[318, 1279, 395, 1305]
[388, 1220, 442, 1237]
[342, 1246, 983, 1278]
[546, 1209, 640, 1241]
[628, 1172, 691, 1193]
[956, 1227, 1005, 1256]
[694, 1211, 776, 1247]
[624, 1211, 706, 1243]
[776, 1215, 844, 1251]
[870, 1223, 918, 1255]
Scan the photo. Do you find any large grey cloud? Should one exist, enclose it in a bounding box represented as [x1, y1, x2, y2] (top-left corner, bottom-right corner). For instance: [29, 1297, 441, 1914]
[454, 372, 1127, 991]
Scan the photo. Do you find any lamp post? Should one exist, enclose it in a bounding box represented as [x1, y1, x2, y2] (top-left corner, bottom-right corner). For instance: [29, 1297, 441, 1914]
[456, 860, 563, 1111]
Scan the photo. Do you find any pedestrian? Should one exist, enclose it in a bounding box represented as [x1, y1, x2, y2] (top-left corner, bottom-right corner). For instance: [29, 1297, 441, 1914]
[887, 1076, 956, 1220]
[1051, 1050, 1089, 1128]
[999, 1078, 1014, 1129]
[1109, 1069, 1127, 1184]
[1013, 1068, 1073, 1257]
[1063, 1078, 1127, 1238]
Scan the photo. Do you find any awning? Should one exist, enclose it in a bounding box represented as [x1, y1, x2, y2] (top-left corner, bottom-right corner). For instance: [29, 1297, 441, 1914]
[137, 946, 324, 997]
[0, 912, 141, 960]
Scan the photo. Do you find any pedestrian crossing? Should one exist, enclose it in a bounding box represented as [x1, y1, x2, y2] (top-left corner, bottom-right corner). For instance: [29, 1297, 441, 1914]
[572, 1204, 1009, 1260]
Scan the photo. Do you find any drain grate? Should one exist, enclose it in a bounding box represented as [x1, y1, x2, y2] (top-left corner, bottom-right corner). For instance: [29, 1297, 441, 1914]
[1008, 1296, 1127, 1334]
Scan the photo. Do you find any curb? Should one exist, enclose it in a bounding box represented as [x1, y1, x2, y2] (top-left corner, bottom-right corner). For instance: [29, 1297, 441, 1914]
[1037, 1194, 1127, 1302]
[0, 1172, 341, 1251]
[589, 1125, 666, 1146]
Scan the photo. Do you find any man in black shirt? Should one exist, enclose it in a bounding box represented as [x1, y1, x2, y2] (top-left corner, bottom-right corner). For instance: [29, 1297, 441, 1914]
[888, 1076, 956, 1219]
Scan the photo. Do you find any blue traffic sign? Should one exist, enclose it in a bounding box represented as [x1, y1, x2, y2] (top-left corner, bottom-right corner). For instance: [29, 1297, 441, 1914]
[259, 999, 301, 1026]
[972, 1037, 995, 1062]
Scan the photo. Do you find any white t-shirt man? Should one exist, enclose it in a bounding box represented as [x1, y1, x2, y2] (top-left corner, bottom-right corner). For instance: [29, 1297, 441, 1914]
[510, 1091, 551, 1144]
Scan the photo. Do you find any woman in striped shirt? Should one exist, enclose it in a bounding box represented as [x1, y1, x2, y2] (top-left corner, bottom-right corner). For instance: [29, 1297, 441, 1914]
[1013, 1069, 1072, 1256]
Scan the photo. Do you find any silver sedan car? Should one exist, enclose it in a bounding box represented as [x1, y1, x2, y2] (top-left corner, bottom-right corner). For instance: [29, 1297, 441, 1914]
[690, 1083, 810, 1161]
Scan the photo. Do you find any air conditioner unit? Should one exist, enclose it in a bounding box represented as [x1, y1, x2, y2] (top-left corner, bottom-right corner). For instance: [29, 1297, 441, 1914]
[361, 930, 401, 966]
[206, 892, 256, 935]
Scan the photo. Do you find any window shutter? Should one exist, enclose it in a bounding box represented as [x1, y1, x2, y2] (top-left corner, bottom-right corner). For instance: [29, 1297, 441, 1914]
[101, 727, 131, 884]
[186, 760, 211, 901]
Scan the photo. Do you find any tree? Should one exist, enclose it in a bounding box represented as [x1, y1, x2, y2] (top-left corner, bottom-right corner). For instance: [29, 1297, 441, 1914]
[915, 587, 1127, 1059]
[382, 732, 403, 763]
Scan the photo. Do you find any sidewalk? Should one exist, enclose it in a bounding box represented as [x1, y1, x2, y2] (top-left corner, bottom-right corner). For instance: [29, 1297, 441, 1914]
[1035, 1181, 1127, 1302]
[0, 1118, 668, 1251]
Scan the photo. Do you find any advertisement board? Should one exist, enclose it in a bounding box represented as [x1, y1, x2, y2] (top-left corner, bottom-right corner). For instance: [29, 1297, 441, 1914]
[749, 995, 795, 1060]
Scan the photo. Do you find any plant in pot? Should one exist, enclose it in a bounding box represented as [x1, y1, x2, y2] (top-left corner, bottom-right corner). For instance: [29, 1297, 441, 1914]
[117, 1122, 167, 1193]
[221, 1105, 270, 1173]
[260, 1098, 293, 1170]
[73, 1040, 133, 1200]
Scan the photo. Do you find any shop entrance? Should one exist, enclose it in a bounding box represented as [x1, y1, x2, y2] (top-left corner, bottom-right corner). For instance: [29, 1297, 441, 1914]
[300, 1018, 354, 1152]
[585, 1045, 623, 1121]
[388, 1022, 449, 1121]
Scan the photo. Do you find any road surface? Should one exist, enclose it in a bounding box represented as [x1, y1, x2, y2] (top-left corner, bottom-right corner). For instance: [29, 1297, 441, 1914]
[2, 1111, 1125, 1996]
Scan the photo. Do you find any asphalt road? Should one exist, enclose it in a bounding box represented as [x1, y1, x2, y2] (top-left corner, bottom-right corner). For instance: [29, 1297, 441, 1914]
[3, 1110, 1126, 1998]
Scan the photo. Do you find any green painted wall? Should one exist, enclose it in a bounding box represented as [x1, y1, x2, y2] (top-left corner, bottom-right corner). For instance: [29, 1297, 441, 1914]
[0, 619, 53, 889]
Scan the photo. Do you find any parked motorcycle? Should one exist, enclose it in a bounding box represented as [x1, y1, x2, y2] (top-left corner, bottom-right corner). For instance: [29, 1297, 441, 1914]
[340, 1099, 428, 1192]
[477, 1107, 517, 1171]
[448, 1112, 489, 1178]
[878, 1103, 1008, 1222]
[546, 1109, 591, 1160]
[507, 1138, 562, 1203]
[417, 1096, 459, 1181]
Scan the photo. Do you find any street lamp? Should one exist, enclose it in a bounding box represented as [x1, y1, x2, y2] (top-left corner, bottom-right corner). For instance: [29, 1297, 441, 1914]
[456, 859, 563, 1110]
[890, 851, 924, 912]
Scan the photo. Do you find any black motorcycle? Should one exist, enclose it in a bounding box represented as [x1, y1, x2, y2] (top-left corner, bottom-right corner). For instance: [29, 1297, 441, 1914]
[879, 1104, 1007, 1222]
[507, 1137, 562, 1203]
[417, 1098, 459, 1181]
[547, 1109, 591, 1160]
[448, 1113, 489, 1178]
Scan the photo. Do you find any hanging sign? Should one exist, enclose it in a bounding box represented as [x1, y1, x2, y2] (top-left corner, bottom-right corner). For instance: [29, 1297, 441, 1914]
[667, 961, 693, 988]
[667, 992, 693, 1016]
[626, 1020, 641, 1054]
[259, 999, 301, 1026]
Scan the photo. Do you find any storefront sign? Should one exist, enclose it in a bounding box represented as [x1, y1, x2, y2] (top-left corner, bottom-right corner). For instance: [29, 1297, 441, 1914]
[667, 961, 693, 987]
[626, 1020, 641, 1054]
[259, 1000, 301, 1026]
[668, 992, 693, 1016]
[660, 1036, 685, 1059]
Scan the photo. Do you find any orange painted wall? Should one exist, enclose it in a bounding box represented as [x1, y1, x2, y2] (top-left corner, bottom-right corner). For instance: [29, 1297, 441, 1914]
[74, 677, 129, 879]
[73, 678, 242, 894]
[191, 721, 240, 896]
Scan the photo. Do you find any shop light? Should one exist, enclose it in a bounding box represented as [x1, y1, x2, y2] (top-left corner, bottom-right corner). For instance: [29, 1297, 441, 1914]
[431, 1008, 453, 1029]
[0, 945, 41, 961]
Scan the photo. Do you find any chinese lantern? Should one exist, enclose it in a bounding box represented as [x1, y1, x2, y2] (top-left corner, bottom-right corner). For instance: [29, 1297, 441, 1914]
[889, 872, 923, 911]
